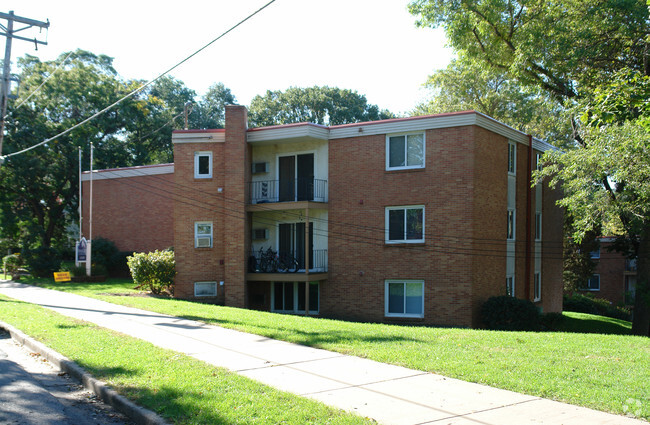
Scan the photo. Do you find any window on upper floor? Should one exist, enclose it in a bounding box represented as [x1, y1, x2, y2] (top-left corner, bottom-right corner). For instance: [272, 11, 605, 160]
[507, 209, 516, 240]
[535, 212, 542, 241]
[590, 248, 600, 259]
[508, 142, 516, 175]
[386, 133, 425, 170]
[386, 206, 424, 243]
[385, 280, 424, 318]
[194, 151, 212, 178]
[195, 221, 213, 248]
[536, 152, 543, 171]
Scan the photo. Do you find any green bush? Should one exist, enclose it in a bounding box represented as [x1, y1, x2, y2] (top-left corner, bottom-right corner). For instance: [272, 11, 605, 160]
[563, 294, 631, 321]
[481, 296, 541, 331]
[127, 250, 175, 295]
[540, 312, 565, 331]
[23, 247, 62, 278]
[2, 253, 23, 277]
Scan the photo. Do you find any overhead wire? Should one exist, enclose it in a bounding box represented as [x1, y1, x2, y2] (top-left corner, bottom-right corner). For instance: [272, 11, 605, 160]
[0, 0, 277, 161]
[86, 166, 567, 260]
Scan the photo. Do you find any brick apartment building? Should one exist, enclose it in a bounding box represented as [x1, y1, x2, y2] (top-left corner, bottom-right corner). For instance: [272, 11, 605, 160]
[580, 238, 637, 306]
[82, 106, 563, 327]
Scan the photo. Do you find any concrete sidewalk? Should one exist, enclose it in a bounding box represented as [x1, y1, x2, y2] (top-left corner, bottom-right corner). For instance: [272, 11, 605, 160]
[0, 281, 643, 425]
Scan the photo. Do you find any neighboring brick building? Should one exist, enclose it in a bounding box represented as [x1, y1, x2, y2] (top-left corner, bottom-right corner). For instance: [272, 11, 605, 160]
[81, 164, 174, 253]
[169, 106, 564, 327]
[580, 238, 637, 306]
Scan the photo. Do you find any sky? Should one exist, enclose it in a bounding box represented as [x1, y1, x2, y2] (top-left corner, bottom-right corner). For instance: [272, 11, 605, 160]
[3, 0, 453, 115]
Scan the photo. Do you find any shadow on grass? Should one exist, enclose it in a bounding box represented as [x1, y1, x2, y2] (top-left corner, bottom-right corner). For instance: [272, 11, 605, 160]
[558, 313, 632, 335]
[177, 313, 424, 348]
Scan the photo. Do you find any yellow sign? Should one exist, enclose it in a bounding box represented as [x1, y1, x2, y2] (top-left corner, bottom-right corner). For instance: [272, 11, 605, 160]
[53, 272, 71, 282]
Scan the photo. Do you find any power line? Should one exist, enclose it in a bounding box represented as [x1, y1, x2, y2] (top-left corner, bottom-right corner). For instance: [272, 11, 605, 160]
[86, 167, 567, 260]
[0, 0, 277, 162]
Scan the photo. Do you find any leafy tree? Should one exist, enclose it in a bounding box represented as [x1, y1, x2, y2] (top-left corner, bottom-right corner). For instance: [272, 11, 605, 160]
[248, 86, 394, 127]
[409, 0, 648, 101]
[413, 55, 573, 146]
[538, 115, 650, 335]
[126, 78, 237, 164]
[410, 1, 650, 335]
[0, 50, 134, 255]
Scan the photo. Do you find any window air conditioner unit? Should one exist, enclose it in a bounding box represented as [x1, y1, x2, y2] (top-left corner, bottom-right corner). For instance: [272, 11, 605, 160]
[252, 228, 269, 240]
[196, 237, 212, 248]
[251, 162, 269, 174]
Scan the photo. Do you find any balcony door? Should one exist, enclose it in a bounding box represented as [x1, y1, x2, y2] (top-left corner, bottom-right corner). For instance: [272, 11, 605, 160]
[279, 223, 313, 270]
[279, 153, 314, 202]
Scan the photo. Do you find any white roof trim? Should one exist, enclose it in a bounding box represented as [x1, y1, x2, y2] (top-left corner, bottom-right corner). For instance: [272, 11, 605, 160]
[247, 124, 329, 143]
[172, 132, 225, 144]
[81, 164, 174, 181]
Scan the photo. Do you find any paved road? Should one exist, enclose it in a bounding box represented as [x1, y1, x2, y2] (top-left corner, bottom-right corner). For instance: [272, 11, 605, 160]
[0, 330, 133, 425]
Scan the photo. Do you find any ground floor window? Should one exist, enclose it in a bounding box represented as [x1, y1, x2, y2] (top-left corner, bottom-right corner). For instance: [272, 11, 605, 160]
[272, 281, 319, 313]
[533, 272, 541, 301]
[625, 276, 636, 304]
[385, 280, 424, 318]
[585, 274, 600, 291]
[506, 275, 515, 297]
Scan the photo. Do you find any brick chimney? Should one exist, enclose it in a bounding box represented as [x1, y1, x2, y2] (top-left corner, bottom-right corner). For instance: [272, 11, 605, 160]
[223, 105, 250, 308]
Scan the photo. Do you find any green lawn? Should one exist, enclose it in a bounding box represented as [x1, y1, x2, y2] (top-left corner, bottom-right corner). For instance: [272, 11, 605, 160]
[0, 294, 371, 425]
[9, 278, 650, 420]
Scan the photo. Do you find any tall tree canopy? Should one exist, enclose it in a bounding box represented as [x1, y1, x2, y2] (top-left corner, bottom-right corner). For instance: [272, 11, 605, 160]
[248, 86, 394, 127]
[413, 55, 573, 146]
[410, 0, 650, 335]
[0, 50, 236, 272]
[409, 0, 649, 100]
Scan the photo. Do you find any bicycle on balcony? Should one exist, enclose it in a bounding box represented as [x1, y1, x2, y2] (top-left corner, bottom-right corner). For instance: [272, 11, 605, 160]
[251, 247, 299, 273]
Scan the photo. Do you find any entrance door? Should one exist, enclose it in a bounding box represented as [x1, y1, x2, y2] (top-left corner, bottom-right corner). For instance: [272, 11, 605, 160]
[278, 153, 314, 202]
[279, 223, 313, 270]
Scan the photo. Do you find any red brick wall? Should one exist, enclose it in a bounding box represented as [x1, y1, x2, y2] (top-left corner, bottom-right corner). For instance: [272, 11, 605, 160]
[172, 139, 225, 301]
[590, 242, 628, 305]
[540, 169, 564, 313]
[81, 170, 173, 253]
[223, 105, 250, 308]
[471, 127, 508, 326]
[328, 126, 478, 327]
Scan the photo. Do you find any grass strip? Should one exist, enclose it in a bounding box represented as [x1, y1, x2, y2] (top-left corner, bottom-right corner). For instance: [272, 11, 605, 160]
[0, 294, 373, 425]
[27, 279, 650, 420]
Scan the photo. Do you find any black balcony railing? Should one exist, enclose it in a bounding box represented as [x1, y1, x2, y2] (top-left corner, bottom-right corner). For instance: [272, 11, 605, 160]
[249, 179, 327, 204]
[248, 248, 328, 273]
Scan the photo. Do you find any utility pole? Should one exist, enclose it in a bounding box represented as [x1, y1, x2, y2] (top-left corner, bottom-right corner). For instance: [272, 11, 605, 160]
[0, 10, 49, 158]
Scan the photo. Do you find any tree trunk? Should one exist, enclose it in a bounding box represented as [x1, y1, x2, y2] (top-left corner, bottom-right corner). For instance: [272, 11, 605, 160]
[632, 228, 650, 336]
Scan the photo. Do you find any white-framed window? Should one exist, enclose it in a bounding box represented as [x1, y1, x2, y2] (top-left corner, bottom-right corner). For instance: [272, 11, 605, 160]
[507, 209, 516, 240]
[534, 272, 541, 301]
[589, 248, 600, 259]
[535, 212, 542, 241]
[585, 274, 600, 291]
[508, 142, 516, 175]
[194, 221, 213, 248]
[536, 152, 543, 171]
[194, 281, 217, 297]
[385, 280, 424, 318]
[272, 282, 319, 313]
[194, 151, 213, 178]
[386, 133, 425, 170]
[386, 206, 424, 243]
[506, 275, 515, 297]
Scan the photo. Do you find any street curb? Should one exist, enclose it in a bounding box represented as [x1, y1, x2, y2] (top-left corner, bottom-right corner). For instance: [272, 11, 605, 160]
[0, 320, 169, 425]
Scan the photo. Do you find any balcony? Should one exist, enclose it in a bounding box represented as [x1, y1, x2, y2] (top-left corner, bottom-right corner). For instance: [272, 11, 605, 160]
[247, 248, 328, 282]
[249, 178, 328, 204]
